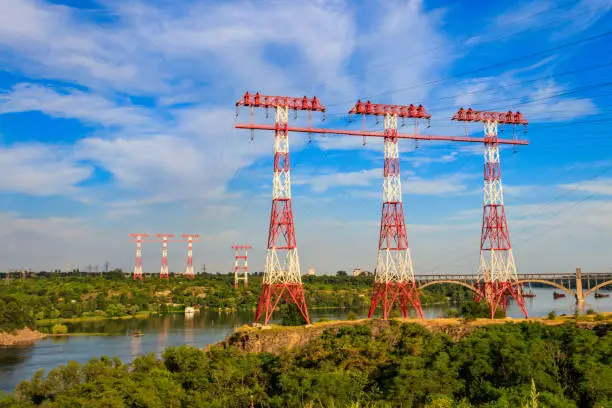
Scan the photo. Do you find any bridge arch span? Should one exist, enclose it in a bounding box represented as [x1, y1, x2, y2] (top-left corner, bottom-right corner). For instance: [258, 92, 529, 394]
[514, 279, 575, 298]
[584, 280, 612, 298]
[419, 280, 482, 296]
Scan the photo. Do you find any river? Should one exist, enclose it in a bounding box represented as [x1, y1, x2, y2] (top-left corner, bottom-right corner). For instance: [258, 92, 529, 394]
[1, 287, 610, 392]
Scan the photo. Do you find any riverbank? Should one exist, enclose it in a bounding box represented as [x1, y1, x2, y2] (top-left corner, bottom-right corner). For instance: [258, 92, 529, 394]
[223, 312, 612, 353]
[0, 328, 45, 346]
[36, 310, 153, 325]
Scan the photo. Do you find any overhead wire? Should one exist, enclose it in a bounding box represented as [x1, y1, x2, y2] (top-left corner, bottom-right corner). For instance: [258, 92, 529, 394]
[324, 30, 612, 109]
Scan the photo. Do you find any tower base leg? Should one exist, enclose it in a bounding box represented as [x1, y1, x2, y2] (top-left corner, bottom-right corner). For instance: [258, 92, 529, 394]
[481, 281, 528, 318]
[255, 283, 310, 325]
[368, 282, 424, 320]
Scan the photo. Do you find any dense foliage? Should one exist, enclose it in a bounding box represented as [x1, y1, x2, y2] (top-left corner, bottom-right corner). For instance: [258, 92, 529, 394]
[3, 322, 610, 407]
[0, 273, 471, 332]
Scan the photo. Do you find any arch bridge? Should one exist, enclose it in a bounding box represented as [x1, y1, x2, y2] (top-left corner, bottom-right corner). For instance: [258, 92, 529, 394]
[414, 269, 612, 304]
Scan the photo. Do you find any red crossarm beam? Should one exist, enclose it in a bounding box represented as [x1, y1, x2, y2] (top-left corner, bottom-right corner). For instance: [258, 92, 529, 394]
[235, 123, 529, 145]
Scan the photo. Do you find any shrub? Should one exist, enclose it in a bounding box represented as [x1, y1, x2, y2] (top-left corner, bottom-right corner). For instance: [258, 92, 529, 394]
[547, 311, 557, 320]
[281, 303, 307, 326]
[446, 309, 461, 318]
[594, 313, 605, 321]
[586, 308, 596, 315]
[51, 324, 68, 335]
[346, 311, 357, 321]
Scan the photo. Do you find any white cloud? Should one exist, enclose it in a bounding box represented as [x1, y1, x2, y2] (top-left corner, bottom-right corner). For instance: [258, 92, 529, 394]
[0, 143, 89, 195]
[560, 178, 612, 196]
[0, 83, 152, 127]
[295, 168, 380, 193]
[402, 172, 472, 196]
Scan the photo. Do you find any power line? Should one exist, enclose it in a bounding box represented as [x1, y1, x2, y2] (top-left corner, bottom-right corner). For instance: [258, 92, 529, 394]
[311, 0, 605, 97]
[324, 30, 612, 109]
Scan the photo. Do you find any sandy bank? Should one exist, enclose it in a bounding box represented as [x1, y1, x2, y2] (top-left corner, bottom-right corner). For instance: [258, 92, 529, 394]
[0, 328, 45, 346]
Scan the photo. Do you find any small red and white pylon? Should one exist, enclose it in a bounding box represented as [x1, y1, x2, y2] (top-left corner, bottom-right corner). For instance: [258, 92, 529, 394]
[182, 234, 200, 279]
[157, 234, 174, 279]
[232, 245, 251, 287]
[452, 108, 529, 318]
[129, 233, 149, 280]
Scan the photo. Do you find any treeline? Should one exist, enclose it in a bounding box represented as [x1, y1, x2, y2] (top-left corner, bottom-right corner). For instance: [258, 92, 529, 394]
[2, 322, 610, 407]
[0, 274, 472, 332]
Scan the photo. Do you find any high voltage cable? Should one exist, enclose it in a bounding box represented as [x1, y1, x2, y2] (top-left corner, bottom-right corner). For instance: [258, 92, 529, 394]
[424, 163, 612, 273]
[302, 0, 591, 93]
[323, 63, 612, 119]
[417, 61, 612, 105]
[324, 30, 612, 109]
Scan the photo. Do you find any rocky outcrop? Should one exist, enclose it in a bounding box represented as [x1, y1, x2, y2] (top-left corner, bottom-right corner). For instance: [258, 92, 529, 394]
[220, 316, 612, 355]
[0, 328, 45, 346]
[221, 319, 479, 354]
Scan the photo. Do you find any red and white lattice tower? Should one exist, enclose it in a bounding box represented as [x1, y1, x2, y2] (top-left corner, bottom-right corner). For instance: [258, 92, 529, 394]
[182, 234, 200, 279]
[452, 108, 529, 318]
[129, 233, 149, 280]
[157, 234, 174, 279]
[349, 101, 429, 319]
[232, 245, 252, 288]
[236, 92, 325, 325]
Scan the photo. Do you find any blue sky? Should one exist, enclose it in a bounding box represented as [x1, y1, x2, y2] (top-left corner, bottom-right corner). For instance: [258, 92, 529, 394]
[0, 0, 611, 275]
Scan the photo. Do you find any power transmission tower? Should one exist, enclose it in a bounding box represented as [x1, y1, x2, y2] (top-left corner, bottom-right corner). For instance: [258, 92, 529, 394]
[129, 234, 149, 280]
[452, 108, 529, 318]
[349, 101, 428, 319]
[181, 234, 200, 279]
[232, 245, 251, 288]
[236, 92, 326, 325]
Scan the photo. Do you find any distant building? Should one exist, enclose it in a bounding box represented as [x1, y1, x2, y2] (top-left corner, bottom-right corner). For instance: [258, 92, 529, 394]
[307, 267, 316, 276]
[353, 268, 362, 277]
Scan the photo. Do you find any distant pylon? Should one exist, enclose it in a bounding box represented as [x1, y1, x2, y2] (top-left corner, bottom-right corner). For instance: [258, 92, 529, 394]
[157, 234, 174, 279]
[349, 101, 428, 320]
[232, 245, 252, 287]
[182, 234, 200, 279]
[236, 92, 325, 325]
[129, 234, 149, 280]
[452, 108, 529, 318]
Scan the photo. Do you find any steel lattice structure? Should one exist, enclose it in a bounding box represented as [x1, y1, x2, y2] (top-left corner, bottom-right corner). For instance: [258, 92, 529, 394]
[349, 101, 428, 319]
[157, 234, 174, 279]
[452, 108, 529, 318]
[236, 92, 326, 325]
[129, 233, 149, 280]
[232, 245, 252, 287]
[235, 92, 530, 324]
[182, 234, 200, 279]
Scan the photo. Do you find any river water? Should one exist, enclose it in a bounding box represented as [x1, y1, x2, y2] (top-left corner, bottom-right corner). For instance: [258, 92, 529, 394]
[1, 287, 610, 392]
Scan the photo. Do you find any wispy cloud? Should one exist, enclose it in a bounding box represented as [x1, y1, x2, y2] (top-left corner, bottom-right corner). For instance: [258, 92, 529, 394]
[0, 143, 89, 195]
[560, 178, 612, 196]
[0, 83, 152, 127]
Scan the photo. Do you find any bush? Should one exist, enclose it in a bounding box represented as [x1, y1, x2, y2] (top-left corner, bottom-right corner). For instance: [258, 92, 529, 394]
[586, 308, 596, 315]
[105, 304, 127, 318]
[547, 311, 557, 320]
[346, 311, 358, 321]
[594, 313, 605, 321]
[51, 324, 68, 335]
[446, 309, 461, 318]
[281, 303, 307, 326]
